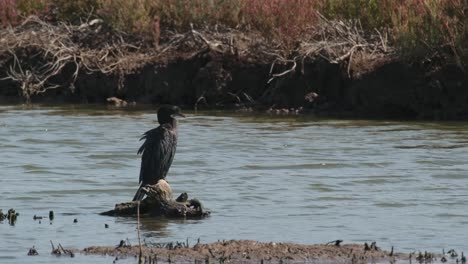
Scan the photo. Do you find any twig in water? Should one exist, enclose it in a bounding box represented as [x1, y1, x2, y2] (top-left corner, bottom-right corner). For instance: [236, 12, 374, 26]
[137, 201, 143, 264]
[27, 246, 39, 256]
[325, 240, 343, 246]
[58, 243, 74, 257]
[50, 240, 61, 255]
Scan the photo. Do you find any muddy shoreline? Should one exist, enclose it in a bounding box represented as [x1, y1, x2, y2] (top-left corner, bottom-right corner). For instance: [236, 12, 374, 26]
[82, 240, 413, 264]
[1, 17, 467, 120]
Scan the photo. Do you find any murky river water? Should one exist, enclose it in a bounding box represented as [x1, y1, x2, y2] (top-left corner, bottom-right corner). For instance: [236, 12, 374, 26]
[0, 105, 467, 263]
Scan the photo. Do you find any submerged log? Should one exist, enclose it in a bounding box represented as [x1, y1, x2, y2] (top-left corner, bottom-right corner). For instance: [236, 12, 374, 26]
[101, 180, 209, 218]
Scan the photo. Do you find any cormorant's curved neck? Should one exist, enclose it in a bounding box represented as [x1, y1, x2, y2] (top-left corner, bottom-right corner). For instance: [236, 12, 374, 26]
[170, 118, 178, 129]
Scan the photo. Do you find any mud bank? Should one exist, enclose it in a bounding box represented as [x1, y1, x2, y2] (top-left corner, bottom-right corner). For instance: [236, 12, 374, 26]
[1, 17, 467, 119]
[2, 52, 467, 120]
[83, 240, 414, 264]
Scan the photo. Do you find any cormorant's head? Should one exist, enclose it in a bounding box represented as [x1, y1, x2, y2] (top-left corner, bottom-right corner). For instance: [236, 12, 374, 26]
[157, 105, 185, 124]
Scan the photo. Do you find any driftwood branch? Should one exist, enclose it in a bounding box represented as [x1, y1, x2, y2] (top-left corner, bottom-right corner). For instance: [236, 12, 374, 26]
[267, 58, 298, 84]
[101, 180, 209, 218]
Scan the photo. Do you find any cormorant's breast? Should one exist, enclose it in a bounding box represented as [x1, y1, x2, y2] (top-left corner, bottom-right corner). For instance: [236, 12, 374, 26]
[137, 122, 178, 185]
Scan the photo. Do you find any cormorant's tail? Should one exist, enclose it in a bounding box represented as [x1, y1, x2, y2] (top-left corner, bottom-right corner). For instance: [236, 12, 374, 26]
[132, 184, 145, 201]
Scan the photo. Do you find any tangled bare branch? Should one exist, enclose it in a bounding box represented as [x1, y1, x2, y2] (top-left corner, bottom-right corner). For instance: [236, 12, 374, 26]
[297, 12, 393, 77]
[0, 13, 393, 103]
[0, 16, 153, 102]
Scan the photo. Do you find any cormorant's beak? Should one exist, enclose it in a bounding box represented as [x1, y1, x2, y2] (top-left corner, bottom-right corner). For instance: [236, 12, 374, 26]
[172, 112, 185, 118]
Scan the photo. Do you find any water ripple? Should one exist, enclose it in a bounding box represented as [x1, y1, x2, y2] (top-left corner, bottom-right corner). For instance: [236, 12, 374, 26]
[1, 106, 468, 264]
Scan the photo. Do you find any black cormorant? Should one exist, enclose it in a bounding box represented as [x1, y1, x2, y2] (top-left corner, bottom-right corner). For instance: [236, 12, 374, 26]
[132, 105, 185, 201]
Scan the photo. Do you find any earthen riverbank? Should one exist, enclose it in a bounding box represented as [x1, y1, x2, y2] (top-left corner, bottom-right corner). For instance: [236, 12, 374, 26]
[1, 16, 467, 119]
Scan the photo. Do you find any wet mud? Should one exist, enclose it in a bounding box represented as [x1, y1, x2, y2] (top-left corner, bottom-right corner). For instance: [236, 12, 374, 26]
[82, 240, 427, 264]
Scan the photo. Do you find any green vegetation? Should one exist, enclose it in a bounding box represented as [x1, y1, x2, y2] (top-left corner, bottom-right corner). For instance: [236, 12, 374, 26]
[1, 0, 467, 67]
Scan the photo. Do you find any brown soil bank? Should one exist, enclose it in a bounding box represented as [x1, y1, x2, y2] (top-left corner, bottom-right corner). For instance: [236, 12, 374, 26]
[1, 17, 467, 120]
[83, 240, 417, 264]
